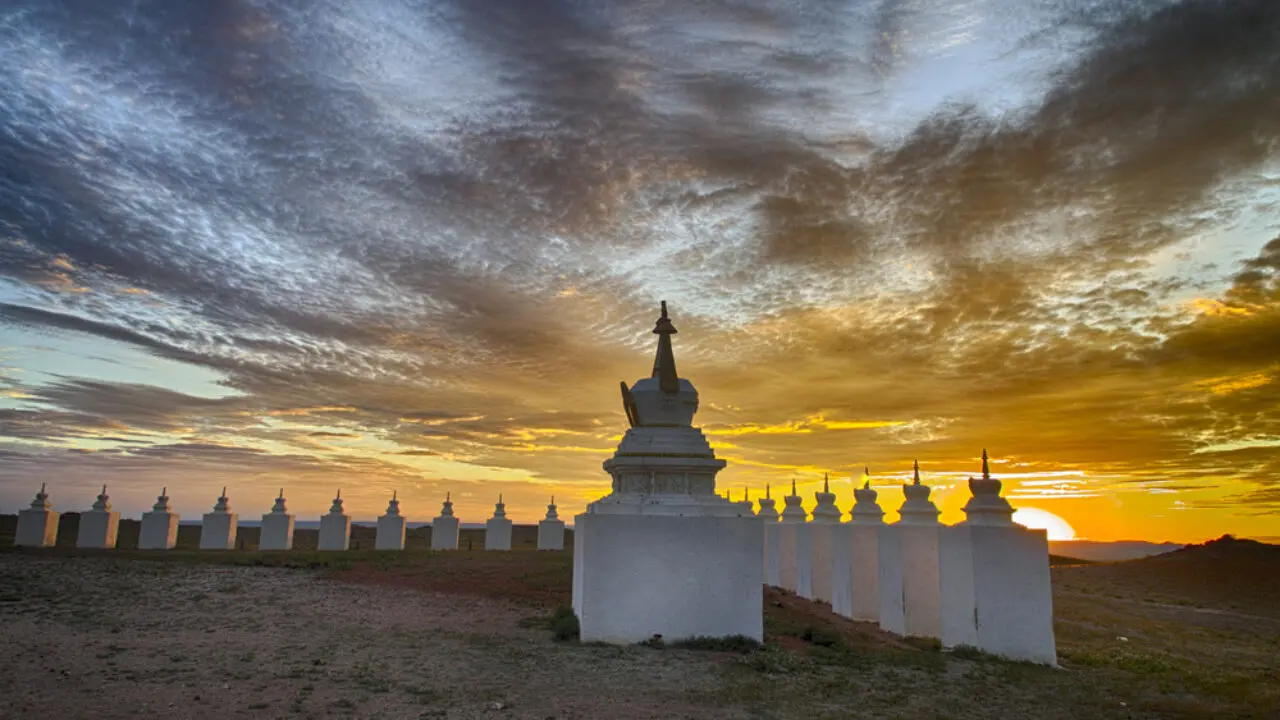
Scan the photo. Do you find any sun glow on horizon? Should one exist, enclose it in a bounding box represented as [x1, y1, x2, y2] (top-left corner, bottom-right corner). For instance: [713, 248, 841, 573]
[1012, 507, 1078, 541]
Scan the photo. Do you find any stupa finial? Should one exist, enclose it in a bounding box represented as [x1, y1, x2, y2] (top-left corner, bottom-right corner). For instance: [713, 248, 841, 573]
[823, 472, 829, 493]
[220, 486, 227, 497]
[101, 483, 107, 495]
[913, 459, 921, 485]
[278, 488, 284, 499]
[766, 483, 771, 499]
[982, 448, 990, 479]
[393, 489, 397, 501]
[744, 486, 749, 502]
[791, 477, 797, 496]
[651, 301, 680, 393]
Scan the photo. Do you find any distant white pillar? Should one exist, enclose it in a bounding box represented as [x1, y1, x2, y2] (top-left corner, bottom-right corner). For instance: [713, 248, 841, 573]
[431, 492, 459, 551]
[260, 489, 294, 551]
[847, 475, 886, 622]
[139, 488, 180, 550]
[15, 484, 58, 548]
[376, 491, 407, 550]
[757, 484, 781, 586]
[777, 479, 812, 598]
[77, 485, 120, 549]
[940, 450, 1057, 664]
[892, 461, 944, 640]
[199, 487, 239, 550]
[809, 473, 849, 615]
[485, 495, 512, 550]
[536, 496, 565, 551]
[318, 490, 351, 551]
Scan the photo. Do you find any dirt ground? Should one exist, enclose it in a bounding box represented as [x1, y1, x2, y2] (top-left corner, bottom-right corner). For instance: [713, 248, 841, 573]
[1, 543, 1277, 720]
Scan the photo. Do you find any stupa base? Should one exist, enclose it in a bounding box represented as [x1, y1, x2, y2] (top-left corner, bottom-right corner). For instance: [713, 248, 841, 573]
[572, 513, 763, 644]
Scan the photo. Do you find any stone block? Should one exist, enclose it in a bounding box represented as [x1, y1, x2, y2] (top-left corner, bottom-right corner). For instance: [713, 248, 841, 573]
[318, 513, 351, 551]
[200, 512, 239, 550]
[537, 519, 565, 550]
[77, 510, 120, 549]
[431, 516, 459, 550]
[139, 511, 179, 550]
[376, 514, 406, 550]
[485, 517, 512, 551]
[15, 509, 58, 548]
[260, 512, 294, 551]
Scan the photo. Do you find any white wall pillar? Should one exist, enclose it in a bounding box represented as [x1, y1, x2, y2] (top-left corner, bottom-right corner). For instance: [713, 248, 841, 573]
[846, 476, 886, 622]
[199, 488, 238, 550]
[77, 485, 120, 550]
[15, 484, 58, 548]
[809, 474, 847, 612]
[139, 487, 180, 550]
[757, 485, 781, 586]
[318, 490, 351, 551]
[376, 492, 406, 550]
[777, 481, 811, 597]
[260, 489, 295, 551]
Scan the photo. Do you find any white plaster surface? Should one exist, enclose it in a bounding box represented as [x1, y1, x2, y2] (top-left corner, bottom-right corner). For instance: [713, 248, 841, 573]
[877, 525, 905, 635]
[848, 524, 883, 622]
[573, 513, 763, 643]
[537, 519, 565, 550]
[941, 525, 1057, 664]
[318, 513, 351, 551]
[777, 522, 812, 598]
[377, 515, 406, 550]
[259, 512, 294, 551]
[15, 509, 58, 548]
[899, 523, 944, 639]
[77, 510, 120, 549]
[139, 511, 179, 550]
[762, 522, 781, 587]
[485, 518, 512, 551]
[200, 512, 239, 550]
[431, 517, 459, 550]
[812, 523, 851, 616]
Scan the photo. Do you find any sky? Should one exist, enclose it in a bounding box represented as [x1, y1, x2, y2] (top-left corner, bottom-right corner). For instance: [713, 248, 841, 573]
[0, 0, 1277, 543]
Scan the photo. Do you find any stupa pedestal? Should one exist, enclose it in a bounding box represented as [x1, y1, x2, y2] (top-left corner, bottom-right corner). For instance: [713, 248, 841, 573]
[259, 489, 295, 551]
[15, 484, 58, 548]
[572, 303, 763, 644]
[889, 462, 945, 639]
[537, 497, 565, 551]
[431, 493, 459, 550]
[809, 474, 849, 614]
[846, 478, 886, 622]
[376, 492, 407, 550]
[777, 480, 812, 598]
[757, 485, 781, 586]
[485, 495, 512, 551]
[139, 488, 180, 550]
[77, 485, 120, 549]
[939, 451, 1057, 664]
[199, 488, 238, 550]
[318, 491, 351, 551]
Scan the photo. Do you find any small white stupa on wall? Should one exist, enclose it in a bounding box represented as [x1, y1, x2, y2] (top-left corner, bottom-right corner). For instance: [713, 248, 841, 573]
[376, 491, 407, 550]
[847, 470, 886, 623]
[431, 492, 460, 550]
[260, 489, 294, 551]
[15, 484, 58, 548]
[573, 302, 763, 644]
[940, 450, 1057, 664]
[139, 487, 180, 550]
[199, 487, 239, 550]
[318, 490, 351, 551]
[537, 496, 565, 551]
[777, 478, 812, 598]
[882, 461, 944, 638]
[485, 495, 512, 551]
[810, 473, 850, 615]
[77, 485, 120, 549]
[758, 484, 781, 587]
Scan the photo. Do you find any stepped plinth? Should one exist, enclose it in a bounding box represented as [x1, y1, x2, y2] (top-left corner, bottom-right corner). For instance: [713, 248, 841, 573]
[260, 489, 295, 551]
[537, 496, 565, 551]
[431, 493, 459, 550]
[139, 487, 180, 550]
[376, 491, 407, 550]
[485, 495, 512, 551]
[318, 490, 351, 551]
[573, 302, 762, 644]
[77, 485, 120, 549]
[15, 484, 58, 548]
[199, 487, 239, 550]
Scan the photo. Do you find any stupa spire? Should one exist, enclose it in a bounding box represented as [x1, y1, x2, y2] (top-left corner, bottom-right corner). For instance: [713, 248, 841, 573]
[790, 477, 797, 496]
[651, 301, 680, 393]
[766, 483, 771, 499]
[823, 472, 829, 493]
[982, 448, 990, 479]
[913, 459, 921, 485]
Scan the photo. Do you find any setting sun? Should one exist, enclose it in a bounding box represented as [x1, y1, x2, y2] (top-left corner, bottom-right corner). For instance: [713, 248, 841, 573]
[1012, 508, 1078, 541]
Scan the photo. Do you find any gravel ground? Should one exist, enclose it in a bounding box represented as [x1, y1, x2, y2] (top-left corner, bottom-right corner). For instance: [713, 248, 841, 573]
[0, 554, 738, 720]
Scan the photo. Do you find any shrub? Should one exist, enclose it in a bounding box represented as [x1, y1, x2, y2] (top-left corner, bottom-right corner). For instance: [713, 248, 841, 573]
[549, 606, 579, 642]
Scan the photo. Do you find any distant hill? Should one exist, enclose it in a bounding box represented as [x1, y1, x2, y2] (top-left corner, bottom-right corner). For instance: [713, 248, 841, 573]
[1049, 540, 1182, 561]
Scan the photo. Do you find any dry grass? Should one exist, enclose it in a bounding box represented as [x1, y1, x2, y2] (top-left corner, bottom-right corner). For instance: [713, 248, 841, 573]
[1, 536, 1277, 719]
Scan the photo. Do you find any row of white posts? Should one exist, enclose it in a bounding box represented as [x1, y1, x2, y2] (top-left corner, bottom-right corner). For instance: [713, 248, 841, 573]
[758, 455, 1057, 665]
[13, 485, 567, 552]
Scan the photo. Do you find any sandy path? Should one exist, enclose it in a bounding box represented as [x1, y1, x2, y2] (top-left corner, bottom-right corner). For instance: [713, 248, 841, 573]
[0, 554, 742, 720]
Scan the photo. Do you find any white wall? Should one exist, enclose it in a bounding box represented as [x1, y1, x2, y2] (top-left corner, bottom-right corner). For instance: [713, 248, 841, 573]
[848, 524, 881, 622]
[485, 518, 512, 551]
[431, 517, 459, 550]
[259, 513, 294, 551]
[139, 511, 179, 550]
[199, 513, 238, 550]
[77, 510, 120, 550]
[538, 519, 565, 550]
[376, 515, 407, 550]
[762, 523, 781, 586]
[810, 524, 850, 616]
[777, 523, 812, 598]
[900, 524, 943, 639]
[877, 526, 905, 635]
[574, 513, 763, 644]
[15, 509, 58, 548]
[318, 514, 351, 551]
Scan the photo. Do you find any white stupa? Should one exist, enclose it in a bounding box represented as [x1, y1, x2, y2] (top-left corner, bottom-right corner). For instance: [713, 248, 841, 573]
[572, 302, 763, 644]
[318, 490, 351, 551]
[139, 487, 180, 550]
[15, 484, 58, 548]
[939, 450, 1057, 664]
[848, 470, 887, 622]
[431, 492, 459, 550]
[376, 491, 407, 550]
[259, 488, 295, 551]
[537, 496, 565, 551]
[757, 484, 781, 587]
[809, 473, 850, 615]
[199, 487, 239, 550]
[485, 494, 513, 551]
[777, 478, 812, 598]
[882, 460, 944, 638]
[77, 484, 120, 549]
